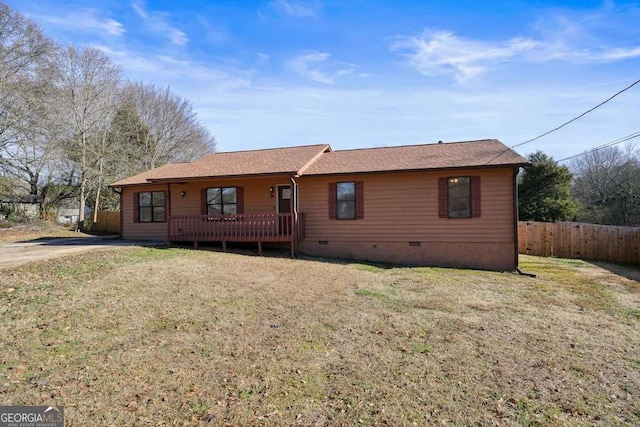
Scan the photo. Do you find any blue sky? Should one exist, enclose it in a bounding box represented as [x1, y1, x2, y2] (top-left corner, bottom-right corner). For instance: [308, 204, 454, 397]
[8, 0, 640, 160]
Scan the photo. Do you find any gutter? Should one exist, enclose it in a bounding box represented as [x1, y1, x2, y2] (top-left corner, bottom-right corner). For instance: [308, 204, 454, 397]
[300, 162, 531, 178]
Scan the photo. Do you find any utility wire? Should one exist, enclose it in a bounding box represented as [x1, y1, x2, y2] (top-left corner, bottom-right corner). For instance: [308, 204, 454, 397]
[556, 131, 640, 163]
[512, 77, 640, 149]
[485, 77, 640, 165]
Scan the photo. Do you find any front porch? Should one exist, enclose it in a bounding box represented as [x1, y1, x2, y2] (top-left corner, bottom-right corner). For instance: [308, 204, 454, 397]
[168, 213, 305, 256]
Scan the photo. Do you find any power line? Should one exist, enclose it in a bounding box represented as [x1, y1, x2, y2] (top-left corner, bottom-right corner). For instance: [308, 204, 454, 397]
[485, 77, 640, 165]
[557, 131, 640, 163]
[512, 77, 640, 149]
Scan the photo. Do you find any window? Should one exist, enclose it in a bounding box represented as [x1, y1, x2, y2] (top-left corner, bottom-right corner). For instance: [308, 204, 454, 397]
[137, 191, 165, 222]
[206, 187, 237, 215]
[438, 176, 481, 218]
[329, 181, 364, 220]
[448, 177, 471, 218]
[337, 182, 356, 219]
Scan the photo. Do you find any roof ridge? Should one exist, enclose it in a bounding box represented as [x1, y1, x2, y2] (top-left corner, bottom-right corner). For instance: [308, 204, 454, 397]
[297, 145, 332, 175]
[326, 139, 499, 153]
[198, 143, 330, 159]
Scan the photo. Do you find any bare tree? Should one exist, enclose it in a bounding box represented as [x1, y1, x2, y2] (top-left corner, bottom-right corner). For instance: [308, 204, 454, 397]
[571, 144, 640, 226]
[0, 3, 60, 217]
[0, 2, 217, 226]
[0, 78, 56, 196]
[0, 51, 62, 190]
[0, 2, 53, 153]
[53, 45, 121, 227]
[121, 82, 216, 170]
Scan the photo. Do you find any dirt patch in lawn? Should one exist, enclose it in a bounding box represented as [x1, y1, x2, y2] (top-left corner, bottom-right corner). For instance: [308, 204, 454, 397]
[1, 250, 638, 425]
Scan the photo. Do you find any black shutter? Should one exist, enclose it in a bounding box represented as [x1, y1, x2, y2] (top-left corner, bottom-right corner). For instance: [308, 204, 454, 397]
[438, 178, 448, 218]
[133, 192, 140, 223]
[201, 188, 208, 215]
[236, 187, 244, 214]
[355, 181, 364, 219]
[328, 182, 337, 219]
[471, 176, 481, 218]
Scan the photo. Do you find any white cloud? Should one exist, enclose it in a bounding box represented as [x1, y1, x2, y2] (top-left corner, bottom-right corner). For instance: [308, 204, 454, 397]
[96, 45, 253, 91]
[391, 30, 539, 82]
[593, 46, 640, 61]
[393, 29, 640, 82]
[393, 5, 640, 82]
[257, 53, 271, 64]
[37, 9, 125, 37]
[288, 52, 332, 84]
[269, 0, 319, 18]
[287, 51, 355, 84]
[132, 2, 188, 46]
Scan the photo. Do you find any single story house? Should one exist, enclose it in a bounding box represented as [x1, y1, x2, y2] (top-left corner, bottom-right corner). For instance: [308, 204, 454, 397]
[56, 206, 91, 225]
[110, 139, 529, 270]
[56, 208, 79, 225]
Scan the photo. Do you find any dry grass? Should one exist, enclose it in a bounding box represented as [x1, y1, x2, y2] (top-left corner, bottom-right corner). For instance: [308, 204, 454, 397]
[0, 222, 89, 242]
[1, 246, 639, 426]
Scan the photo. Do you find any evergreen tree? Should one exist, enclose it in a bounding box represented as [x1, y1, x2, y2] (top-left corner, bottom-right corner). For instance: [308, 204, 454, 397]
[518, 151, 578, 222]
[107, 100, 155, 178]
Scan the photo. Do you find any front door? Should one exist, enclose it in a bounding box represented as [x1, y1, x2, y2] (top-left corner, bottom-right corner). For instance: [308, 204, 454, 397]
[277, 185, 292, 235]
[278, 186, 292, 214]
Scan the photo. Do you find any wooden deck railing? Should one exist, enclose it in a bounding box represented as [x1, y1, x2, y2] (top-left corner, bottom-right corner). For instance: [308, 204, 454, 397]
[169, 213, 304, 243]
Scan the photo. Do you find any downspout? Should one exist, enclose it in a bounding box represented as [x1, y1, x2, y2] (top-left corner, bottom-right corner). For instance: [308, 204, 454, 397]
[290, 175, 299, 256]
[513, 167, 536, 277]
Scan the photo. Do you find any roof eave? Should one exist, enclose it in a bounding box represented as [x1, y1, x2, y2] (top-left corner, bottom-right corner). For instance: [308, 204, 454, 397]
[302, 162, 530, 177]
[145, 171, 300, 184]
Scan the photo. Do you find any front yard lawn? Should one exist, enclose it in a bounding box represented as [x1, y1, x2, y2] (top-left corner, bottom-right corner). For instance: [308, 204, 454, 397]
[1, 248, 639, 425]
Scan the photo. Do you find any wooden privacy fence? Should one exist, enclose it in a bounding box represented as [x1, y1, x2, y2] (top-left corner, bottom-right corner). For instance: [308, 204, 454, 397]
[518, 221, 640, 264]
[94, 210, 120, 234]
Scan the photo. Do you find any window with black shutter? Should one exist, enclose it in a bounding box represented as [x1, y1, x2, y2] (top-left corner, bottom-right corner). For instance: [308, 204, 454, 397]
[438, 176, 480, 218]
[329, 181, 364, 220]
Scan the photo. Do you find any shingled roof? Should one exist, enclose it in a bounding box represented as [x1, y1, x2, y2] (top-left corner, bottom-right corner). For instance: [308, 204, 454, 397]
[111, 139, 527, 187]
[302, 139, 528, 175]
[112, 144, 330, 186]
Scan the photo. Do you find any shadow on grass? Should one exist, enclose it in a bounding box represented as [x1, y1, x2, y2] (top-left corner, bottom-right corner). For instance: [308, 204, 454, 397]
[170, 240, 402, 268]
[592, 260, 640, 284]
[14, 236, 163, 248]
[170, 240, 502, 273]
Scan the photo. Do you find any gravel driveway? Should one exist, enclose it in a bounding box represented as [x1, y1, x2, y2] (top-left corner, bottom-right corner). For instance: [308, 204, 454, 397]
[0, 237, 159, 269]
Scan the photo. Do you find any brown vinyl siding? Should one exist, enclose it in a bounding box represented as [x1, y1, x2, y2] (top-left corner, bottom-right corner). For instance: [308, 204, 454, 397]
[120, 176, 293, 240]
[169, 176, 291, 217]
[122, 184, 170, 240]
[297, 167, 516, 244]
[120, 168, 518, 269]
[297, 167, 517, 269]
